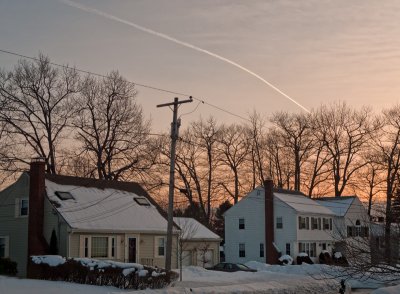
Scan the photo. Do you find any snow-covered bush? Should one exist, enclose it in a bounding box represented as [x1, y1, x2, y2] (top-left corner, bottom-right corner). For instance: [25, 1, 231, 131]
[278, 255, 293, 265]
[296, 252, 314, 265]
[332, 251, 349, 266]
[28, 256, 178, 289]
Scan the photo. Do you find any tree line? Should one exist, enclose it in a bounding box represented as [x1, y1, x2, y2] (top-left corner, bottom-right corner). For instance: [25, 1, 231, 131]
[1, 55, 399, 236]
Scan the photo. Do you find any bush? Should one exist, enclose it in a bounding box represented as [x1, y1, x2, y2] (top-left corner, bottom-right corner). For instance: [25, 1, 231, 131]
[278, 255, 293, 265]
[319, 251, 332, 264]
[0, 258, 18, 276]
[332, 252, 349, 266]
[28, 256, 178, 289]
[296, 253, 314, 265]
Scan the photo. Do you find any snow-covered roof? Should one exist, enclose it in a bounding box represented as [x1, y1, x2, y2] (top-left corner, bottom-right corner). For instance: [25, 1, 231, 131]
[274, 192, 335, 215]
[315, 196, 356, 217]
[174, 217, 221, 240]
[45, 175, 171, 233]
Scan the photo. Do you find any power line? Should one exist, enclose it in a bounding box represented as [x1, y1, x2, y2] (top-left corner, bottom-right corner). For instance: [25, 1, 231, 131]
[0, 48, 251, 122]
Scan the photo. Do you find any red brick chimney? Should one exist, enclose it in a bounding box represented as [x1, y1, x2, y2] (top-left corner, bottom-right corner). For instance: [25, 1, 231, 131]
[264, 179, 280, 264]
[28, 158, 48, 267]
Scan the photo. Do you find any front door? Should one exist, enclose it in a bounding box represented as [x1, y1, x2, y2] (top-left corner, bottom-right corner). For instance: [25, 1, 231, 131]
[128, 238, 136, 263]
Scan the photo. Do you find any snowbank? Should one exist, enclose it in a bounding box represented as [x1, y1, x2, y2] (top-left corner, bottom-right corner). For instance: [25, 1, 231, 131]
[372, 284, 400, 294]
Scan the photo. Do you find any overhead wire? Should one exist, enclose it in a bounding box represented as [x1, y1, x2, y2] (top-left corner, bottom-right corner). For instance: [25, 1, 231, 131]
[0, 48, 251, 123]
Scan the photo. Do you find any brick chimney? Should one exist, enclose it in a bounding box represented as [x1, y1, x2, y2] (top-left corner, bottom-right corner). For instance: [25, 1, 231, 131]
[28, 158, 48, 271]
[264, 179, 279, 264]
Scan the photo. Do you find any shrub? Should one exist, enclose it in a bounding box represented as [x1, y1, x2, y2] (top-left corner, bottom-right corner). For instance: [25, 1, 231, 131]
[296, 253, 314, 265]
[319, 251, 332, 264]
[0, 258, 18, 276]
[332, 252, 349, 266]
[28, 256, 177, 289]
[278, 255, 293, 265]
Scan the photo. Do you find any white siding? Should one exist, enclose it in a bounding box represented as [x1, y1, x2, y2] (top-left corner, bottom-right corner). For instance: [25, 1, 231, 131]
[273, 198, 297, 256]
[224, 188, 265, 263]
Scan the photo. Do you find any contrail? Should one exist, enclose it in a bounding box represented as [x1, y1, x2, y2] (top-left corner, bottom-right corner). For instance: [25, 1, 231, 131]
[60, 0, 310, 113]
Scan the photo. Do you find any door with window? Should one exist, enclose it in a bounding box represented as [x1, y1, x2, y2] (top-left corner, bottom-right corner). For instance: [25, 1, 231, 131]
[128, 238, 137, 263]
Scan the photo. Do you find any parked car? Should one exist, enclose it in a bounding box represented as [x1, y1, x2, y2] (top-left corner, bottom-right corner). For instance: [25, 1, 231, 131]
[206, 262, 257, 272]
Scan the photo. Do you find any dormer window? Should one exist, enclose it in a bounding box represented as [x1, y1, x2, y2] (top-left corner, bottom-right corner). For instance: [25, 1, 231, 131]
[134, 197, 150, 206]
[55, 191, 74, 200]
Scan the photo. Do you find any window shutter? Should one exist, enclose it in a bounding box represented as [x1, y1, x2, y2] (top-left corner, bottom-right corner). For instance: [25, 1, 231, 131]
[116, 236, 122, 260]
[14, 198, 20, 218]
[79, 235, 85, 258]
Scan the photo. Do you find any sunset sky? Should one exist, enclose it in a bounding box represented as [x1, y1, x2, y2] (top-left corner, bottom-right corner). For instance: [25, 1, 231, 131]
[1, 0, 399, 131]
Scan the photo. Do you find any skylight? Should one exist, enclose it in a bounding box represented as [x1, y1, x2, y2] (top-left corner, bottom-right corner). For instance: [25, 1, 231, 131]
[55, 191, 74, 201]
[134, 197, 150, 206]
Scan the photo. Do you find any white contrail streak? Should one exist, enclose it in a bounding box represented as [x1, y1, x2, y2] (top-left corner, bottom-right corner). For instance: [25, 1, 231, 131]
[60, 0, 310, 113]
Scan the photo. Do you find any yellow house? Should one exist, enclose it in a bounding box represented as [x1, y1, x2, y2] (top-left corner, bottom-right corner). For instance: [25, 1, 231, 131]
[0, 159, 179, 277]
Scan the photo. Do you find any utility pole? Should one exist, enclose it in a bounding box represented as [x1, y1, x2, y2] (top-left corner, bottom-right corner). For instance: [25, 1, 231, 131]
[157, 96, 193, 271]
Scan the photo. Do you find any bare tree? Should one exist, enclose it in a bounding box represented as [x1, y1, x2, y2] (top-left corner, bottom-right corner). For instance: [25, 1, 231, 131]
[372, 105, 400, 262]
[245, 111, 268, 189]
[216, 124, 250, 203]
[270, 111, 313, 192]
[74, 72, 152, 180]
[0, 54, 79, 173]
[313, 102, 374, 196]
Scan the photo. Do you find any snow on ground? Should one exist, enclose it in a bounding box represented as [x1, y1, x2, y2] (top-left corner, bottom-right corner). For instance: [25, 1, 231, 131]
[371, 284, 400, 294]
[1, 261, 395, 293]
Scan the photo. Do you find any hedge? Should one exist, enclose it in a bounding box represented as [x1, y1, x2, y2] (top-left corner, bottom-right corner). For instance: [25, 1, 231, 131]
[28, 256, 178, 289]
[0, 258, 18, 276]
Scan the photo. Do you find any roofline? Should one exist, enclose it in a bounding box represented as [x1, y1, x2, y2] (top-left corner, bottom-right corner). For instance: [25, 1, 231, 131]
[69, 229, 180, 235]
[183, 238, 223, 242]
[316, 196, 356, 216]
[316, 196, 357, 200]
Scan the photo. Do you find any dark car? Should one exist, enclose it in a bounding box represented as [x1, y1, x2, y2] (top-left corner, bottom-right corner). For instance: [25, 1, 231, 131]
[206, 262, 257, 272]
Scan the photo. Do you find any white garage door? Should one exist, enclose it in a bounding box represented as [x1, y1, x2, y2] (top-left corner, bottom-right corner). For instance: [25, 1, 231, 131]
[196, 250, 213, 268]
[181, 250, 192, 266]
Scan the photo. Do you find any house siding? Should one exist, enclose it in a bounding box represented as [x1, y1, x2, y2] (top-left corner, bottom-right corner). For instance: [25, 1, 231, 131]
[178, 240, 220, 267]
[273, 198, 297, 256]
[0, 174, 30, 277]
[224, 188, 265, 263]
[68, 232, 178, 269]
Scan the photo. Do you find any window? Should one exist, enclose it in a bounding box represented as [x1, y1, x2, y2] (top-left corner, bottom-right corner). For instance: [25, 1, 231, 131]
[318, 218, 321, 230]
[134, 197, 150, 206]
[286, 243, 290, 255]
[298, 242, 316, 257]
[260, 243, 264, 258]
[15, 198, 29, 217]
[55, 191, 74, 200]
[323, 218, 331, 230]
[84, 237, 89, 257]
[311, 217, 318, 230]
[156, 237, 165, 257]
[298, 216, 309, 230]
[81, 236, 119, 259]
[276, 217, 283, 229]
[111, 237, 116, 258]
[20, 199, 29, 216]
[0, 237, 9, 258]
[239, 243, 245, 257]
[91, 237, 108, 258]
[239, 218, 245, 230]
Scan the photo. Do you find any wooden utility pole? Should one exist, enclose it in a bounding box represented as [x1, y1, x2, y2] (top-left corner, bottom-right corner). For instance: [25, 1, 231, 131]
[157, 96, 193, 271]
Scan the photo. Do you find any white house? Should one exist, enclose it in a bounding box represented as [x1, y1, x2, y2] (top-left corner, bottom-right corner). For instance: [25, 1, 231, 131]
[224, 180, 335, 264]
[316, 196, 370, 255]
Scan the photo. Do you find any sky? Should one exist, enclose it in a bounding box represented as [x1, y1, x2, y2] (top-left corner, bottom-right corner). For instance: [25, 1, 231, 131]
[0, 0, 400, 131]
